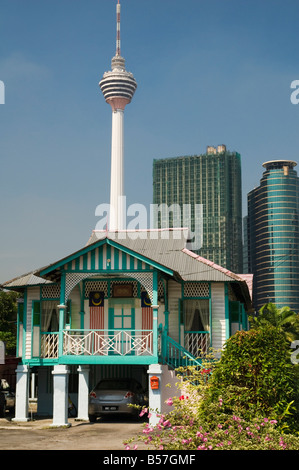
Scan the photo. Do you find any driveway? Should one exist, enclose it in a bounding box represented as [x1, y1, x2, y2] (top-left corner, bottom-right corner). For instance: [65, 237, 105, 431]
[0, 415, 146, 450]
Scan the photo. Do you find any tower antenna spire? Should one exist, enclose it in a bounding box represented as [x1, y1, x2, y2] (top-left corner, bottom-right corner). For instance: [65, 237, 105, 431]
[116, 0, 121, 57]
[100, 0, 137, 231]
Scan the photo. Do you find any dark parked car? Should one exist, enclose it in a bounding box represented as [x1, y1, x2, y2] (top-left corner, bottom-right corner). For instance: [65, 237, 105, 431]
[0, 379, 15, 417]
[0, 392, 5, 418]
[88, 378, 147, 422]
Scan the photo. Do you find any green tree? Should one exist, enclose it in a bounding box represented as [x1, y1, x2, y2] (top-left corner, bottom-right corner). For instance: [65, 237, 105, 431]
[249, 303, 299, 343]
[0, 290, 19, 355]
[201, 326, 299, 432]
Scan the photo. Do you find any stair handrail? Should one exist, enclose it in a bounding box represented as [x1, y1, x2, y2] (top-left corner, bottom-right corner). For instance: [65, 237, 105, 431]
[161, 329, 202, 369]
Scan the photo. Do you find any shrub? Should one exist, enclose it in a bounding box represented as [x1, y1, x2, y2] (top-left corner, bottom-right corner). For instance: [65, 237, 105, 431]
[202, 326, 299, 432]
[125, 327, 299, 449]
[125, 397, 299, 450]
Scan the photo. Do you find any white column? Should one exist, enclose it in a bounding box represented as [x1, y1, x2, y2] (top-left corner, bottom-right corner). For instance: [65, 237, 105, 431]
[77, 366, 90, 421]
[110, 108, 125, 230]
[51, 364, 70, 427]
[147, 363, 163, 426]
[12, 364, 30, 422]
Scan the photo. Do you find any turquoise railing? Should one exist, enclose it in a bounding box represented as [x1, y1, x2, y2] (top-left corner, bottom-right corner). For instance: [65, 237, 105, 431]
[160, 329, 202, 369]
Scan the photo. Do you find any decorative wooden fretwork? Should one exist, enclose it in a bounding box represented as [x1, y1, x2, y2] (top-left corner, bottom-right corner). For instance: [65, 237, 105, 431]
[42, 284, 60, 299]
[183, 282, 209, 298]
[84, 280, 108, 298]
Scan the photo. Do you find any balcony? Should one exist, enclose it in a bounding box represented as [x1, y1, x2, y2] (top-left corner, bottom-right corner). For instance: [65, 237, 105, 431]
[40, 329, 154, 361]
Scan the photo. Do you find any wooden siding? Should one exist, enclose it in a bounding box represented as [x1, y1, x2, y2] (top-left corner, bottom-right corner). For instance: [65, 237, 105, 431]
[168, 280, 181, 343]
[211, 283, 226, 350]
[25, 287, 40, 360]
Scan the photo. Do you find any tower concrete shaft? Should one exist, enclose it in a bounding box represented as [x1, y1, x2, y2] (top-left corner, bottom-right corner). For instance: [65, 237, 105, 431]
[99, 1, 137, 231]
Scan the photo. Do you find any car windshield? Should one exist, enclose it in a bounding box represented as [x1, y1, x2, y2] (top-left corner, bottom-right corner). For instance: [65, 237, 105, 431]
[95, 380, 133, 391]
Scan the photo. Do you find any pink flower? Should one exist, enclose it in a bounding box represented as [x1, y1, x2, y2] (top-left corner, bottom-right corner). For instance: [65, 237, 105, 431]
[166, 398, 173, 406]
[139, 408, 148, 417]
[142, 425, 154, 434]
[232, 415, 241, 422]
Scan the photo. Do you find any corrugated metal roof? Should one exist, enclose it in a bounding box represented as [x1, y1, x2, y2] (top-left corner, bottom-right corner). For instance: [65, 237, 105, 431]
[2, 270, 52, 289]
[86, 229, 246, 283]
[2, 230, 251, 304]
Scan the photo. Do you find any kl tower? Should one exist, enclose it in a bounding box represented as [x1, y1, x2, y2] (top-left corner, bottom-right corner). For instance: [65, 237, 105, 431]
[100, 0, 137, 231]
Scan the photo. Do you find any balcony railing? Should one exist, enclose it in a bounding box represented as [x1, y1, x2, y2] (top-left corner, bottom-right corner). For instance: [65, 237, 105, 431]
[41, 332, 59, 359]
[184, 331, 210, 358]
[40, 329, 153, 359]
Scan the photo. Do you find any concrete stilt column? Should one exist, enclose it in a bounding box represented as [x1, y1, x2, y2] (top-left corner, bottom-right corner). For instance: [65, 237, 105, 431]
[51, 364, 70, 427]
[12, 364, 30, 422]
[147, 364, 163, 426]
[77, 365, 90, 421]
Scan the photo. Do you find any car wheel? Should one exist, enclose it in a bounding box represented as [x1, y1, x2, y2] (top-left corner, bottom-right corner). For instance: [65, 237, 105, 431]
[89, 414, 97, 423]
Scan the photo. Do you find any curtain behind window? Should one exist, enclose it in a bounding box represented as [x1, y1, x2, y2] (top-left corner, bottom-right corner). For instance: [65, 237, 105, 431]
[184, 299, 209, 331]
[41, 301, 59, 332]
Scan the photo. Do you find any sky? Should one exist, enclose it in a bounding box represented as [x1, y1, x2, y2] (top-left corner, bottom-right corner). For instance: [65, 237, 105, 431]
[0, 0, 299, 284]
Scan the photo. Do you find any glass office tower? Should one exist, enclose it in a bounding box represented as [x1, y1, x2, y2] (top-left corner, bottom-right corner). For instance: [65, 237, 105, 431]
[153, 145, 243, 273]
[246, 160, 299, 312]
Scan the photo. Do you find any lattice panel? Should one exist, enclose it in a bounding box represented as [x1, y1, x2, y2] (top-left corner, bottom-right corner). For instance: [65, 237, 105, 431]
[122, 272, 154, 303]
[85, 281, 108, 298]
[65, 273, 96, 303]
[42, 284, 60, 299]
[183, 282, 209, 298]
[142, 280, 164, 298]
[64, 272, 155, 303]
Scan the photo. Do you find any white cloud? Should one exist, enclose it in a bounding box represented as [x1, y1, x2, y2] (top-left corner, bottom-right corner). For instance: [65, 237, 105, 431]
[0, 52, 50, 82]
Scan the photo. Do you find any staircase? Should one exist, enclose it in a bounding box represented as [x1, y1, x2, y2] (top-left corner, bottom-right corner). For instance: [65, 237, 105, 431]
[160, 329, 203, 370]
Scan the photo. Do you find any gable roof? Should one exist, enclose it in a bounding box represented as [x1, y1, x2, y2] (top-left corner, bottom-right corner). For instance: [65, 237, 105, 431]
[86, 229, 249, 283]
[1, 229, 252, 307]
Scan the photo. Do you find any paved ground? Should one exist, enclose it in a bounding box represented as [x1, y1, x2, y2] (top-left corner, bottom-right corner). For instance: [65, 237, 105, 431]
[0, 413, 146, 450]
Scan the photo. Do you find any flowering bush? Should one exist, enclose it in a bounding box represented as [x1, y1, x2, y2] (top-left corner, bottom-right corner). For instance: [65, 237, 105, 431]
[125, 395, 299, 450]
[124, 326, 299, 450]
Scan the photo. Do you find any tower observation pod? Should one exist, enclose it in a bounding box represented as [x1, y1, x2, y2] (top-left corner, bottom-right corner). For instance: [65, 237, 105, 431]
[99, 1, 137, 231]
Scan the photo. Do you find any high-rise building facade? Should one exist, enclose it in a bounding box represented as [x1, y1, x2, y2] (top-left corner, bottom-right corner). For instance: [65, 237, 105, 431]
[153, 145, 243, 273]
[246, 160, 299, 312]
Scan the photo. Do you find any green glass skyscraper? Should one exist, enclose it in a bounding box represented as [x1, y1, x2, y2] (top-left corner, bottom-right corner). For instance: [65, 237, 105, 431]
[246, 160, 299, 312]
[152, 145, 243, 273]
